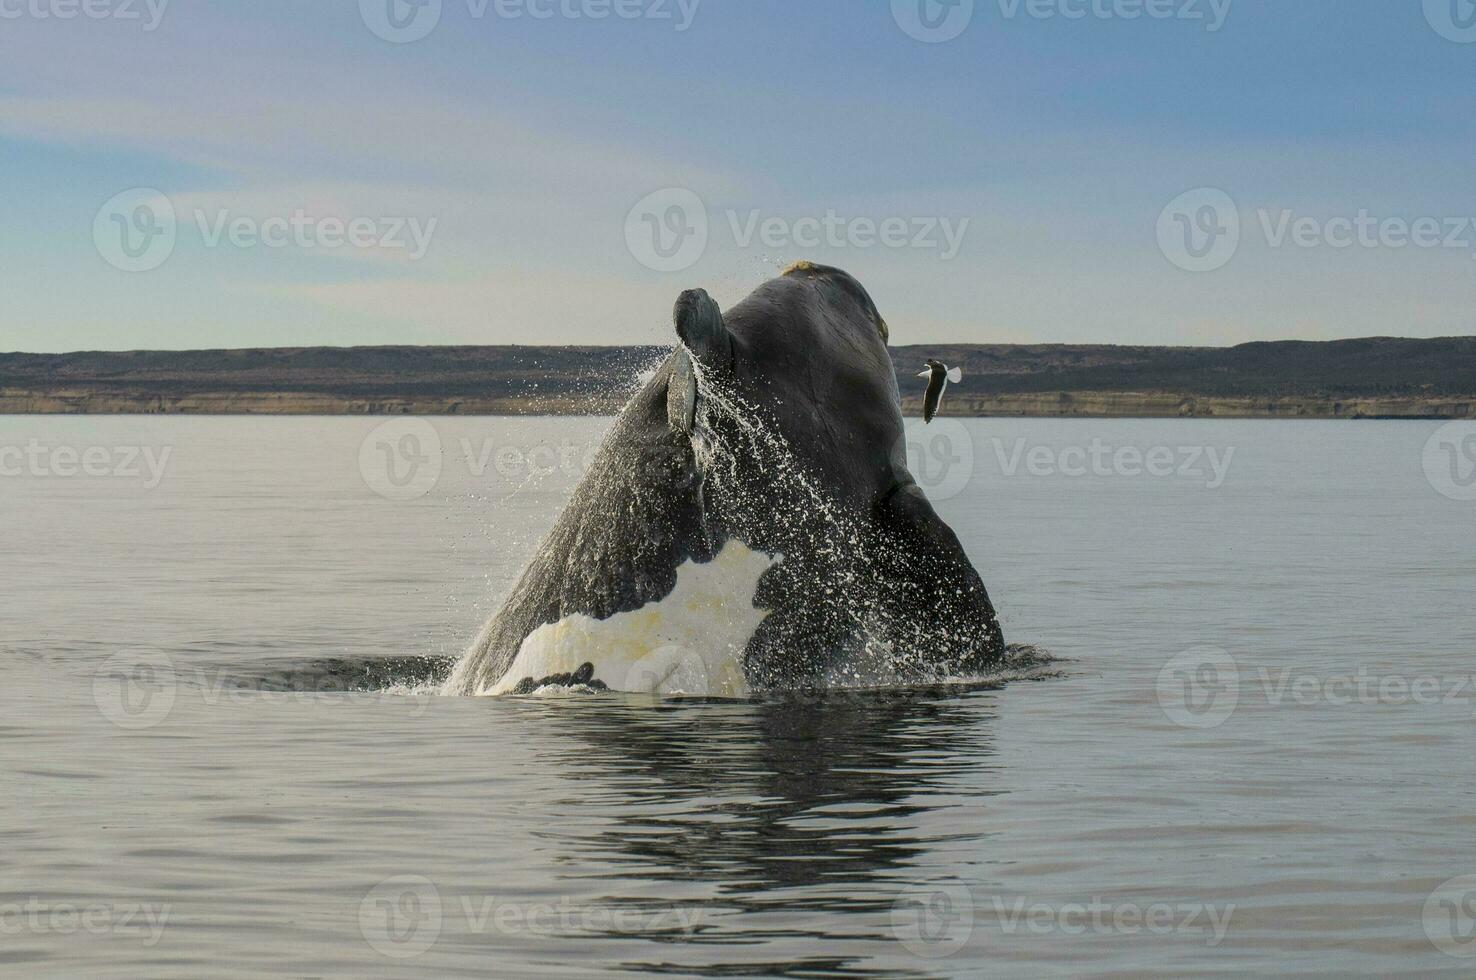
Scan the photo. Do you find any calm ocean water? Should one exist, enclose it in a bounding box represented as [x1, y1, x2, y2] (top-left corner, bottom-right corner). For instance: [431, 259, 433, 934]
[4, 415, 1476, 978]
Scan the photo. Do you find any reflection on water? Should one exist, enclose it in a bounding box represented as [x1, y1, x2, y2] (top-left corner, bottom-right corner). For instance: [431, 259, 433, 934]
[546, 689, 1000, 886]
[505, 687, 1005, 978]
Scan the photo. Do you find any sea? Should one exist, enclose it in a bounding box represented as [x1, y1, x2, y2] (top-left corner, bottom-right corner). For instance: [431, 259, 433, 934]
[3, 414, 1475, 978]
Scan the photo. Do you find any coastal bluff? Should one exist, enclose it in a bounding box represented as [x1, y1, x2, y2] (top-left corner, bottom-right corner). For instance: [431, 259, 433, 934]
[2, 337, 1472, 419]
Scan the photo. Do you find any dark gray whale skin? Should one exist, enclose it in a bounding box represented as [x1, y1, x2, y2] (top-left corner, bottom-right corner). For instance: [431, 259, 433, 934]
[444, 264, 1005, 695]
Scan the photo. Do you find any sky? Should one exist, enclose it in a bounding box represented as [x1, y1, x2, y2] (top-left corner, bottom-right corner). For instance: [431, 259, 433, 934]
[1, 0, 1474, 352]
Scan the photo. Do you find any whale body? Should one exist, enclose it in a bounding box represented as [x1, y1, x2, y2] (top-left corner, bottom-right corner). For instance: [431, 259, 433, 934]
[443, 264, 1005, 696]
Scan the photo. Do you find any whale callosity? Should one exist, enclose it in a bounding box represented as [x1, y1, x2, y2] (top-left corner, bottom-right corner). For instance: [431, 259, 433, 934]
[484, 541, 777, 697]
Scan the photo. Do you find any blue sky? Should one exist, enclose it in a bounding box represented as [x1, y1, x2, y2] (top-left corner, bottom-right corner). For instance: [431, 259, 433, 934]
[1, 0, 1473, 351]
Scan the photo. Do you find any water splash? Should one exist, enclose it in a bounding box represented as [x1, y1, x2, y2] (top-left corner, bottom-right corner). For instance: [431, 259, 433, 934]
[689, 365, 1020, 690]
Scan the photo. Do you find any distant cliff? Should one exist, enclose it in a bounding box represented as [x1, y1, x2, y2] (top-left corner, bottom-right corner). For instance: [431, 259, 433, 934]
[1, 337, 1473, 418]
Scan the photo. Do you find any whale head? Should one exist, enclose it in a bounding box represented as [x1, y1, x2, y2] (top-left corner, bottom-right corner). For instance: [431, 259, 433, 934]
[672, 262, 910, 515]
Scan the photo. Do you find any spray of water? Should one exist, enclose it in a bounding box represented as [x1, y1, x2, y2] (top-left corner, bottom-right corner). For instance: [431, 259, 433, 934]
[689, 364, 1037, 690]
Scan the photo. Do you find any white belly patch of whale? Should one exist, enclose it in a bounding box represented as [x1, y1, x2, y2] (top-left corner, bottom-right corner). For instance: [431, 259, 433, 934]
[483, 541, 777, 697]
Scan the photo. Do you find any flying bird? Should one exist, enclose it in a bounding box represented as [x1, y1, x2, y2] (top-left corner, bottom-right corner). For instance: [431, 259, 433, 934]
[918, 359, 963, 424]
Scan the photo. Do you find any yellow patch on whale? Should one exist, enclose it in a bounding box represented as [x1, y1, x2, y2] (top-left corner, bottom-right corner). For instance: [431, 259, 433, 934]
[484, 541, 776, 697]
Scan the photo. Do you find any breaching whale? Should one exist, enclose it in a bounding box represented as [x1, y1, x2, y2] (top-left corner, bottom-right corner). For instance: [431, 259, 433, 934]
[442, 263, 1005, 697]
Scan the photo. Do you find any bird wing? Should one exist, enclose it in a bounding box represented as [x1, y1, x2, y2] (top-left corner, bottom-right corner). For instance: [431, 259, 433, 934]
[947, 367, 963, 384]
